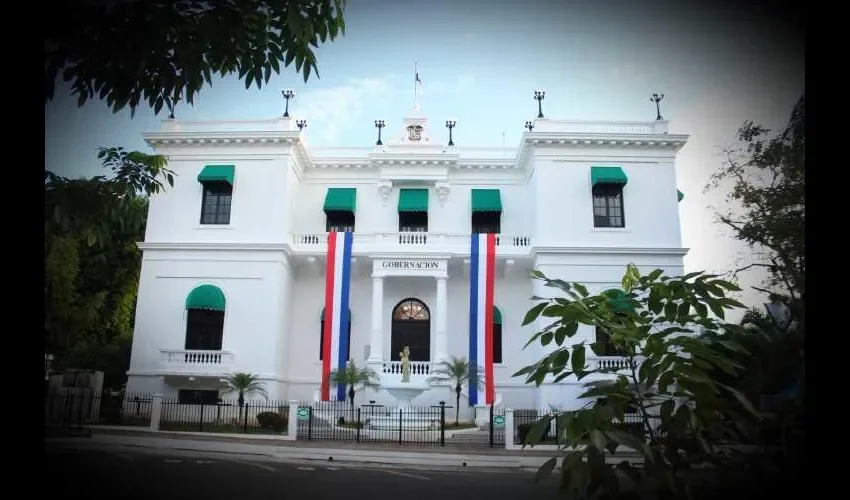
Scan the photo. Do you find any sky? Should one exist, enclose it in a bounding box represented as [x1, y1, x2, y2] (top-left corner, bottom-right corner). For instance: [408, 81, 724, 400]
[44, 0, 805, 321]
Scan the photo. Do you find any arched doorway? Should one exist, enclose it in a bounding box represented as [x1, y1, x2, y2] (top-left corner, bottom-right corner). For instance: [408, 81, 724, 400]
[391, 298, 430, 362]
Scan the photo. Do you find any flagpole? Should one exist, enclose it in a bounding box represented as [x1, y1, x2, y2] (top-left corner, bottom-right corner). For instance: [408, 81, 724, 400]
[414, 62, 419, 110]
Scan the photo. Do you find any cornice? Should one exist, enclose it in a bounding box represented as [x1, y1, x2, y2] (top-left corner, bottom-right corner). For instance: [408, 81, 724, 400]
[532, 246, 690, 256]
[523, 132, 689, 150]
[142, 131, 302, 147]
[138, 241, 294, 255]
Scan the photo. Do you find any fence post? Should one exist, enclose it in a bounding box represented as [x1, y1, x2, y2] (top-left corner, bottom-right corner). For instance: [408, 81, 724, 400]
[199, 403, 205, 432]
[150, 394, 163, 432]
[398, 408, 403, 445]
[356, 408, 361, 443]
[489, 404, 495, 448]
[243, 403, 249, 433]
[307, 406, 313, 440]
[504, 408, 515, 450]
[287, 400, 298, 440]
[439, 402, 446, 447]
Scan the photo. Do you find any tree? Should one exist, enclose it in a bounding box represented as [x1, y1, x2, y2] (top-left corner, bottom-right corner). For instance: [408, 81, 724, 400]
[223, 372, 268, 422]
[426, 356, 483, 426]
[514, 265, 773, 499]
[45, 149, 174, 385]
[707, 95, 805, 331]
[45, 0, 348, 116]
[327, 360, 379, 412]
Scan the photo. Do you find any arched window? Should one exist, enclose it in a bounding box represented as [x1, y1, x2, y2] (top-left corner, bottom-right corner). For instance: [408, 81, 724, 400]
[493, 306, 503, 364]
[184, 284, 226, 351]
[319, 308, 352, 361]
[391, 298, 430, 362]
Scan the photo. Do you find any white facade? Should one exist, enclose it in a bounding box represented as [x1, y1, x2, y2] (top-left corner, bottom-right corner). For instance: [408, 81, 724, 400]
[125, 106, 689, 415]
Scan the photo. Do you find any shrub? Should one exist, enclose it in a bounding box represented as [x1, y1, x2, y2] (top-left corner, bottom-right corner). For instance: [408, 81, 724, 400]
[256, 411, 287, 431]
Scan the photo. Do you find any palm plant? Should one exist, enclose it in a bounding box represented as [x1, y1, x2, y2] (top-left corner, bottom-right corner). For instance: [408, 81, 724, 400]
[427, 356, 483, 426]
[327, 360, 380, 412]
[222, 372, 268, 422]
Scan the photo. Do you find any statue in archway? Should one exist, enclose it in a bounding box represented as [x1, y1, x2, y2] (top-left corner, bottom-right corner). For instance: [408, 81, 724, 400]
[400, 346, 411, 382]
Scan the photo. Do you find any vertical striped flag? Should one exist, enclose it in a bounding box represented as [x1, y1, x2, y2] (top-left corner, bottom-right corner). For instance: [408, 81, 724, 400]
[321, 231, 354, 401]
[468, 233, 496, 406]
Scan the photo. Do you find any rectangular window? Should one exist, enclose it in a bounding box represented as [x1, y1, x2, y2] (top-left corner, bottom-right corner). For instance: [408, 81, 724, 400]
[178, 389, 220, 405]
[472, 212, 501, 234]
[200, 181, 233, 225]
[185, 310, 225, 351]
[594, 327, 628, 357]
[493, 323, 503, 364]
[326, 211, 355, 232]
[399, 212, 428, 232]
[592, 184, 625, 228]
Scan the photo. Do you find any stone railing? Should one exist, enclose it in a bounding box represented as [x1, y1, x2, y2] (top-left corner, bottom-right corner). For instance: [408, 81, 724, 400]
[381, 360, 431, 376]
[589, 356, 636, 372]
[159, 349, 235, 373]
[531, 119, 669, 135]
[292, 232, 532, 254]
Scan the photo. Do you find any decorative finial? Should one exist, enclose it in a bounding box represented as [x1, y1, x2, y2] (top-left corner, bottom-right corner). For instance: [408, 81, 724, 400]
[524, 120, 534, 132]
[650, 92, 665, 121]
[374, 119, 386, 146]
[281, 89, 296, 117]
[534, 89, 546, 119]
[445, 119, 457, 147]
[296, 119, 307, 131]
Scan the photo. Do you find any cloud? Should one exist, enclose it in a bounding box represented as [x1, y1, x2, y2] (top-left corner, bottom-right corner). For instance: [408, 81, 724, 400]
[611, 63, 640, 82]
[296, 76, 393, 143]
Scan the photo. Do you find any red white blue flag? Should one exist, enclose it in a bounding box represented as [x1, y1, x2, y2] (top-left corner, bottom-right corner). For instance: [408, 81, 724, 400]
[468, 233, 496, 406]
[321, 231, 354, 401]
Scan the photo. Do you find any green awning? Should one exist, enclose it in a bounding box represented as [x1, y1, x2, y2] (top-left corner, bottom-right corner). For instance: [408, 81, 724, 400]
[677, 190, 684, 202]
[197, 165, 235, 185]
[493, 307, 502, 325]
[471, 189, 502, 213]
[603, 289, 633, 314]
[185, 284, 226, 312]
[398, 188, 429, 213]
[591, 166, 628, 187]
[323, 188, 357, 213]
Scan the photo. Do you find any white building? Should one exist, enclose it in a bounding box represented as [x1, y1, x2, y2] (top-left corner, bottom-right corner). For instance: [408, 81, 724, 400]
[125, 103, 689, 415]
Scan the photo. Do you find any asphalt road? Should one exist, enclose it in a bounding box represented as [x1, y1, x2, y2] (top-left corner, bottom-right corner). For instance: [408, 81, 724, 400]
[45, 444, 560, 500]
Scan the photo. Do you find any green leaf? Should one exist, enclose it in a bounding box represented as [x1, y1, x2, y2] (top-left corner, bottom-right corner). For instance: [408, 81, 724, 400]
[589, 429, 606, 452]
[541, 332, 553, 346]
[571, 344, 586, 372]
[525, 414, 554, 446]
[573, 283, 588, 297]
[535, 457, 557, 483]
[718, 383, 762, 419]
[664, 302, 678, 321]
[542, 304, 567, 317]
[606, 429, 649, 456]
[707, 300, 726, 319]
[523, 302, 547, 326]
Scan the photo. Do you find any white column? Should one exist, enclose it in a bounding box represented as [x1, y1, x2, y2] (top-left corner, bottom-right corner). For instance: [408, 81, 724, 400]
[285, 400, 299, 440]
[435, 276, 448, 363]
[367, 276, 384, 363]
[505, 408, 516, 449]
[149, 393, 163, 431]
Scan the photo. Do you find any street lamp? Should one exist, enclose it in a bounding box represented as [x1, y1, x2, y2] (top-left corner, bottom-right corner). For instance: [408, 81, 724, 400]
[281, 89, 296, 117]
[524, 120, 534, 132]
[533, 89, 546, 119]
[650, 93, 665, 121]
[445, 119, 457, 147]
[296, 119, 307, 131]
[374, 119, 386, 146]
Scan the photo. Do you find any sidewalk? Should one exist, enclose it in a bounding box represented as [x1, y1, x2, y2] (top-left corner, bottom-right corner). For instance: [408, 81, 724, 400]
[46, 425, 644, 469]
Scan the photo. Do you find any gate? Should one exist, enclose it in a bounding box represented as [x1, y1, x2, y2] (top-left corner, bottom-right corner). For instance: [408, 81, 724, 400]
[296, 400, 449, 447]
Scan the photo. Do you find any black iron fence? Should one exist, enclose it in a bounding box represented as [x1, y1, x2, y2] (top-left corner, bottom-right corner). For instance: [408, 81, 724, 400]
[159, 399, 290, 435]
[45, 391, 153, 429]
[295, 400, 449, 447]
